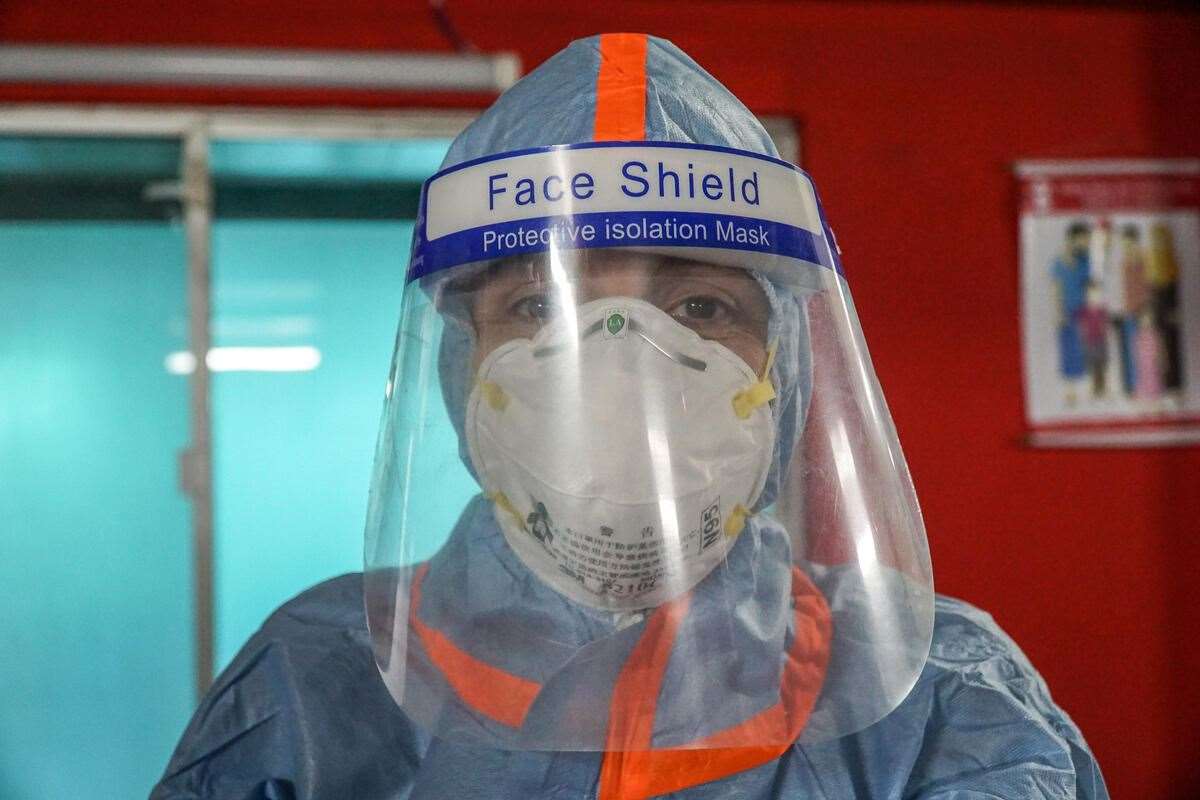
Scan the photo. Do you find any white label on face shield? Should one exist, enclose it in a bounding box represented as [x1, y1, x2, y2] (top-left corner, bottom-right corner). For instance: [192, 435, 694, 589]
[424, 144, 823, 240]
[465, 297, 775, 611]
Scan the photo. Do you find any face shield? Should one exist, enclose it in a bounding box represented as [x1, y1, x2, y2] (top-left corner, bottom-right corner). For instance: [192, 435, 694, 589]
[364, 142, 933, 753]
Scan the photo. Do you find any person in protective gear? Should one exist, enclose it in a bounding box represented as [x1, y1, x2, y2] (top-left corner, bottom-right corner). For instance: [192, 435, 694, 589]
[152, 33, 1108, 800]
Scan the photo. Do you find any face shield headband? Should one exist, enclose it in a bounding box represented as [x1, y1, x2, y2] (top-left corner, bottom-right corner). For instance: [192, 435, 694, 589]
[408, 141, 843, 289]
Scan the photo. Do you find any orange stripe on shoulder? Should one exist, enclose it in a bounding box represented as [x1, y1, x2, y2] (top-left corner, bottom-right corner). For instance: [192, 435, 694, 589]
[409, 564, 541, 728]
[593, 33, 649, 141]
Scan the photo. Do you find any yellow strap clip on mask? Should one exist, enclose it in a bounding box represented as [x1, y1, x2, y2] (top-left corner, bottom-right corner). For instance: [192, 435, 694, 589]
[731, 340, 778, 420]
[479, 380, 510, 412]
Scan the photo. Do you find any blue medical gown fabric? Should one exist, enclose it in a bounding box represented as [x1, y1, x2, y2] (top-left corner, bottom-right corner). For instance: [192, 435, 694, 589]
[151, 569, 1107, 799]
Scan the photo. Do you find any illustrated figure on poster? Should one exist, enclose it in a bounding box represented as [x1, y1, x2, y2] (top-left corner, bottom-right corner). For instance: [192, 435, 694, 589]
[1091, 217, 1113, 303]
[1134, 307, 1165, 402]
[1146, 223, 1183, 394]
[1111, 224, 1149, 395]
[1051, 221, 1092, 405]
[1077, 282, 1109, 398]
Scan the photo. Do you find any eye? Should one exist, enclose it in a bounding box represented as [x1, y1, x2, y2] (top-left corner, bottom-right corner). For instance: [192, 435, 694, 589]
[510, 292, 560, 321]
[669, 295, 730, 322]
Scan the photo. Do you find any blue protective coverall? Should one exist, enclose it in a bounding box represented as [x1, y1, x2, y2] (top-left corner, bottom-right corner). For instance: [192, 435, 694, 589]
[151, 33, 1108, 800]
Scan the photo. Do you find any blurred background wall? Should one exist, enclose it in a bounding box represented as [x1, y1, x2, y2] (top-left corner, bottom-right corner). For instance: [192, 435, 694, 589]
[1, 2, 1197, 798]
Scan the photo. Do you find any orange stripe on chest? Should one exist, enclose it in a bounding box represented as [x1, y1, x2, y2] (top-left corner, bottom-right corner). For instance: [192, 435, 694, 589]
[598, 567, 832, 800]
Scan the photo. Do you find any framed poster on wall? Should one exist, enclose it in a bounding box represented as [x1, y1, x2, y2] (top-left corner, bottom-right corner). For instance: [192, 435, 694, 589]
[1016, 160, 1200, 448]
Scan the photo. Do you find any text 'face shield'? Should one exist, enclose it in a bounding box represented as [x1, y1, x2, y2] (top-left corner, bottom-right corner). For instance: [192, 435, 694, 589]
[364, 142, 934, 752]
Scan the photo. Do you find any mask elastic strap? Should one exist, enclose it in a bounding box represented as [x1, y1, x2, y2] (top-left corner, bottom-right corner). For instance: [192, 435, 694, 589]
[726, 339, 778, 539]
[731, 339, 778, 420]
[489, 490, 527, 531]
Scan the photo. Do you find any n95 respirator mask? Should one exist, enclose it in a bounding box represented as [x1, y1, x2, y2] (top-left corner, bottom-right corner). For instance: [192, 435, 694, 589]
[466, 296, 777, 610]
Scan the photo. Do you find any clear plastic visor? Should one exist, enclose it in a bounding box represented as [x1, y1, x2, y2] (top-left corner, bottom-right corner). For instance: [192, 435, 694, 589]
[364, 143, 933, 752]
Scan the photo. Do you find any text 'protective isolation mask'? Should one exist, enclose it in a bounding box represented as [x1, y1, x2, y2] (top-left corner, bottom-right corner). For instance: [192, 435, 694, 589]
[467, 296, 776, 610]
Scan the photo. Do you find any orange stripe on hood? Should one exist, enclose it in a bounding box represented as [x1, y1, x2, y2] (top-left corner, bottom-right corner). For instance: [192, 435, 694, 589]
[593, 33, 649, 141]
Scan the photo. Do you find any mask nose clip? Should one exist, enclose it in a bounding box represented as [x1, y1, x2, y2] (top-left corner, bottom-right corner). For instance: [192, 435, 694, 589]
[531, 300, 709, 372]
[627, 320, 708, 372]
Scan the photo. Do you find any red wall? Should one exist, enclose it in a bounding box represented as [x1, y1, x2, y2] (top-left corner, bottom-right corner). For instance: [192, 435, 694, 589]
[3, 2, 1197, 797]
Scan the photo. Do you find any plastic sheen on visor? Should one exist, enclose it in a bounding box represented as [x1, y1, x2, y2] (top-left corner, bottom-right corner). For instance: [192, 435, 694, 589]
[364, 141, 934, 754]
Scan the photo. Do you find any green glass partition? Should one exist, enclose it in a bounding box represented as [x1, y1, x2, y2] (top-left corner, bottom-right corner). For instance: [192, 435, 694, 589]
[0, 130, 476, 798]
[0, 137, 194, 800]
[206, 138, 473, 669]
